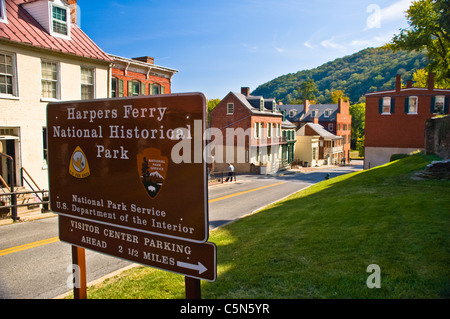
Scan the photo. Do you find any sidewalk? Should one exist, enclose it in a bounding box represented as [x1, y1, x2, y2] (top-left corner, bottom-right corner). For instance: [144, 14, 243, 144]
[0, 208, 56, 226]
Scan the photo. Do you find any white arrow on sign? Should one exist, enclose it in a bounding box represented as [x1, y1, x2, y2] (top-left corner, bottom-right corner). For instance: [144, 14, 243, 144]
[177, 261, 207, 274]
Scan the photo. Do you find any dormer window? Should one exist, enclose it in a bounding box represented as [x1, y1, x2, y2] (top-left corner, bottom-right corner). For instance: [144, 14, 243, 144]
[51, 4, 69, 37]
[22, 1, 72, 40]
[260, 98, 264, 111]
[311, 110, 318, 118]
[0, 0, 7, 24]
[324, 109, 331, 118]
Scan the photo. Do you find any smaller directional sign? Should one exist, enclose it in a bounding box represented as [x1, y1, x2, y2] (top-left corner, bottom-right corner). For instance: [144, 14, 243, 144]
[59, 215, 216, 281]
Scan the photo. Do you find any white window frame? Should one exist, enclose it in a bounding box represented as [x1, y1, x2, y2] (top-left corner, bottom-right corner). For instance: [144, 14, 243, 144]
[50, 3, 71, 39]
[254, 122, 260, 139]
[267, 123, 272, 138]
[0, 51, 18, 98]
[41, 60, 60, 101]
[328, 123, 334, 131]
[81, 67, 95, 100]
[382, 97, 391, 114]
[289, 109, 297, 117]
[0, 0, 7, 24]
[408, 96, 418, 114]
[227, 103, 234, 115]
[311, 110, 318, 118]
[433, 95, 445, 114]
[324, 109, 331, 118]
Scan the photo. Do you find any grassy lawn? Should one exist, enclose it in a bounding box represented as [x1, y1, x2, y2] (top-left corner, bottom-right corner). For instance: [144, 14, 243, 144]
[84, 154, 450, 299]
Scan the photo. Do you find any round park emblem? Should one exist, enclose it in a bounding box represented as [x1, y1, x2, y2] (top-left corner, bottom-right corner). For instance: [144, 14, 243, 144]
[69, 146, 90, 178]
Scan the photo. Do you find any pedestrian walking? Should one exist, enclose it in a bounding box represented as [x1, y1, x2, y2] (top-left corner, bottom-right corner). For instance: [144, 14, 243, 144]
[225, 163, 234, 182]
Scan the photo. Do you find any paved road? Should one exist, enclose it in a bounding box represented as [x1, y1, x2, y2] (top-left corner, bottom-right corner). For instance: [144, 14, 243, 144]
[0, 162, 362, 299]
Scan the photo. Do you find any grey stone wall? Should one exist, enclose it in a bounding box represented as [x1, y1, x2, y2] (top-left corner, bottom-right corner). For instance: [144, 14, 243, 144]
[425, 115, 450, 159]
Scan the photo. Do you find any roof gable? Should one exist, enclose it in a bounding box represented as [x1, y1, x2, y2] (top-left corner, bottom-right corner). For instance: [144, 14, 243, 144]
[0, 0, 112, 62]
[302, 123, 341, 139]
[231, 92, 282, 117]
[277, 103, 339, 122]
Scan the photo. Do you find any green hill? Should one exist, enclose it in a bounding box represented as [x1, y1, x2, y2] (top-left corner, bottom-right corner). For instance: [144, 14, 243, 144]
[252, 47, 428, 104]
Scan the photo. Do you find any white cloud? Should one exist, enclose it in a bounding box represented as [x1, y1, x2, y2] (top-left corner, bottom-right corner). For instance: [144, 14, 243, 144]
[349, 32, 394, 48]
[366, 0, 412, 30]
[274, 46, 286, 53]
[321, 38, 346, 50]
[380, 0, 412, 22]
[241, 42, 258, 52]
[304, 41, 314, 49]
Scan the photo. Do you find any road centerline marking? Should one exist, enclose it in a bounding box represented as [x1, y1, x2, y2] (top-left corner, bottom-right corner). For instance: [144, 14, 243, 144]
[0, 237, 59, 257]
[208, 182, 286, 203]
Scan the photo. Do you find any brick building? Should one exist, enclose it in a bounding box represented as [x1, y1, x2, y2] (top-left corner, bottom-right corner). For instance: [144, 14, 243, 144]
[364, 73, 450, 169]
[209, 87, 290, 174]
[277, 98, 352, 163]
[109, 54, 177, 98]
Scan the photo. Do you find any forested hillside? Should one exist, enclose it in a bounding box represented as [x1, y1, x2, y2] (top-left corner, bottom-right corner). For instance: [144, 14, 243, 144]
[252, 48, 428, 104]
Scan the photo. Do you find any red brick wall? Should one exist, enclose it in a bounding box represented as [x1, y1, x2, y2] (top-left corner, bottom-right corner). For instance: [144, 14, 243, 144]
[111, 68, 171, 96]
[365, 92, 450, 149]
[336, 99, 352, 157]
[209, 92, 283, 147]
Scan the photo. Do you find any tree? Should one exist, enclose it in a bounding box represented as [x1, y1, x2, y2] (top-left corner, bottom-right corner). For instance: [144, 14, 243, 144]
[331, 90, 349, 104]
[386, 0, 450, 86]
[413, 68, 447, 88]
[349, 103, 365, 150]
[297, 78, 318, 103]
[207, 99, 221, 113]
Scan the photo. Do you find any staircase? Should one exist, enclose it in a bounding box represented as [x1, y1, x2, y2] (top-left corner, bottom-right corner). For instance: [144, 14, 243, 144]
[0, 167, 49, 220]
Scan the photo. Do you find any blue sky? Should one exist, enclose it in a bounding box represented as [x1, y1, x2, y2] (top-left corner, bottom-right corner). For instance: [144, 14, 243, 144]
[76, 0, 413, 100]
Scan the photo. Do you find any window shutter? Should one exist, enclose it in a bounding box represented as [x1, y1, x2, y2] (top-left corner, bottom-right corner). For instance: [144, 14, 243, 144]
[430, 96, 436, 113]
[149, 84, 153, 95]
[378, 98, 383, 113]
[391, 98, 395, 113]
[161, 85, 165, 94]
[141, 82, 146, 95]
[118, 79, 124, 97]
[444, 96, 450, 114]
[405, 97, 409, 113]
[127, 81, 132, 96]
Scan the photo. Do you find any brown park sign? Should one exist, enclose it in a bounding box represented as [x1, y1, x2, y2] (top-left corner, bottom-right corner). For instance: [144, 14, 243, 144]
[59, 215, 216, 281]
[47, 93, 209, 243]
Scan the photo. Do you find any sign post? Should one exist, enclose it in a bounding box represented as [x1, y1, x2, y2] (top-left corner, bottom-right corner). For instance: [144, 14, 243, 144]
[47, 93, 216, 298]
[185, 276, 201, 299]
[71, 245, 87, 299]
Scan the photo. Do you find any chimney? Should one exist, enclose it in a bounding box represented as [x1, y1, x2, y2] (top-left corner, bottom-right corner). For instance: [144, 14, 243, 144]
[132, 56, 155, 64]
[338, 98, 342, 114]
[67, 0, 77, 24]
[304, 100, 310, 114]
[241, 87, 250, 97]
[395, 74, 402, 92]
[428, 72, 435, 91]
[312, 116, 319, 124]
[406, 80, 413, 88]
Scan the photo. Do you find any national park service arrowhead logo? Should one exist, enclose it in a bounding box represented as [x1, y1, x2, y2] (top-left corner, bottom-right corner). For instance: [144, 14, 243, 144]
[69, 146, 90, 178]
[137, 148, 168, 198]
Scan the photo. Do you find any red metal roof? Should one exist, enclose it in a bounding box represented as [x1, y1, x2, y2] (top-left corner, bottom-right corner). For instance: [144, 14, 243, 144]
[0, 0, 112, 62]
